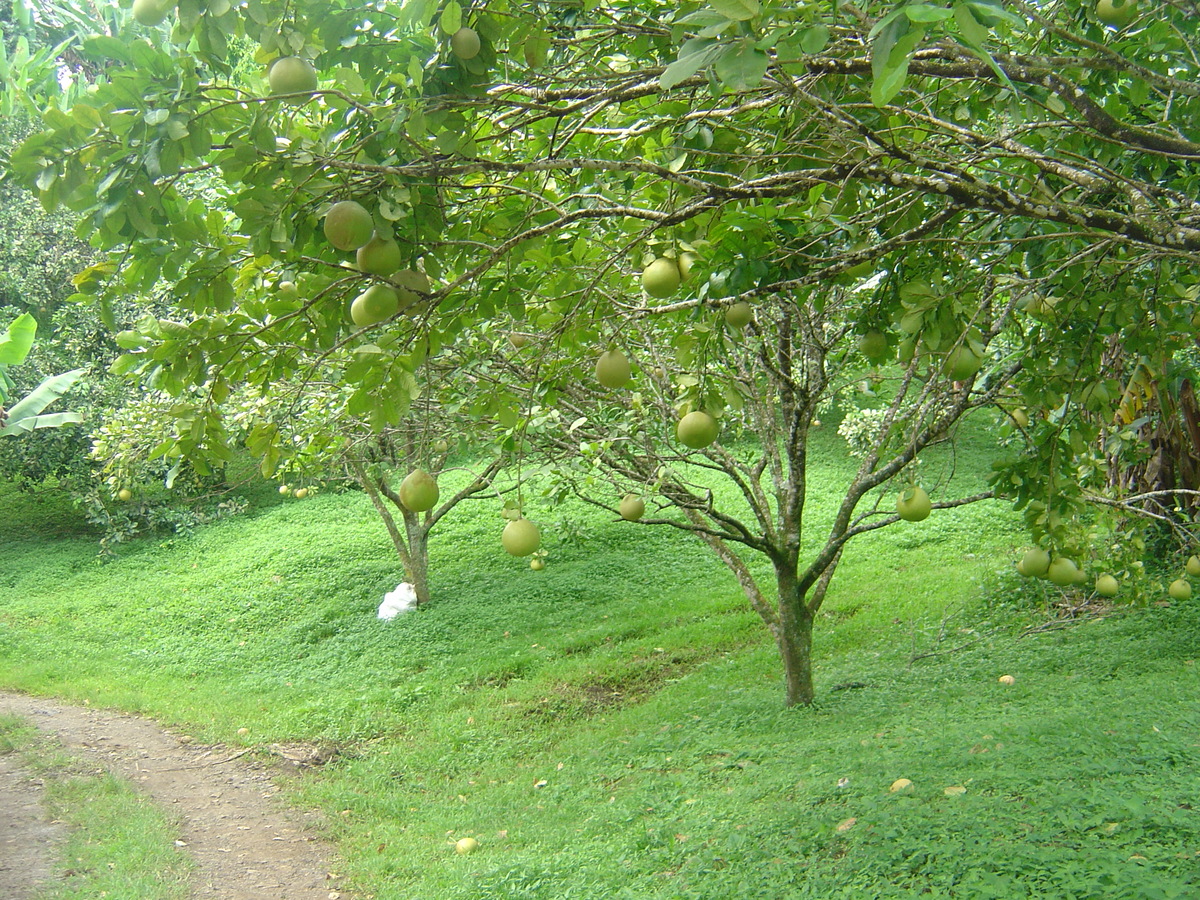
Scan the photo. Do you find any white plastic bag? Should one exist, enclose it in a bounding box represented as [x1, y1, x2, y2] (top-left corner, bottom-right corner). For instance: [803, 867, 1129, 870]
[377, 582, 418, 620]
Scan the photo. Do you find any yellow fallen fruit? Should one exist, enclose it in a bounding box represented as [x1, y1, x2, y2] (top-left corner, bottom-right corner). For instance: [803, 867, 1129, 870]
[998, 674, 1015, 685]
[455, 837, 480, 855]
[889, 778, 913, 793]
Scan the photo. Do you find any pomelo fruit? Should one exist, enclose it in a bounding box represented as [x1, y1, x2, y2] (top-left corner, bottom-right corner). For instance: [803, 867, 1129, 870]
[1020, 547, 1051, 578]
[1169, 578, 1191, 601]
[1095, 0, 1135, 27]
[676, 411, 719, 449]
[642, 258, 681, 298]
[1186, 555, 1200, 576]
[117, 488, 133, 502]
[896, 486, 931, 522]
[1095, 574, 1119, 597]
[268, 56, 318, 95]
[595, 349, 631, 389]
[450, 27, 481, 60]
[619, 494, 645, 521]
[502, 518, 541, 556]
[350, 284, 400, 326]
[399, 469, 439, 512]
[324, 200, 374, 252]
[132, 0, 172, 26]
[859, 331, 888, 362]
[1046, 557, 1081, 586]
[455, 837, 480, 855]
[530, 558, 545, 571]
[944, 345, 982, 381]
[356, 235, 403, 276]
[725, 301, 753, 329]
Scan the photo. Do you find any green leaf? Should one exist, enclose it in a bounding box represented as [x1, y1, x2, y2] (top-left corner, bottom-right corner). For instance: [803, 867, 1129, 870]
[440, 0, 462, 35]
[800, 24, 830, 54]
[0, 313, 37, 365]
[708, 0, 759, 21]
[953, 2, 989, 46]
[904, 4, 955, 22]
[660, 40, 725, 90]
[0, 369, 85, 436]
[714, 40, 769, 91]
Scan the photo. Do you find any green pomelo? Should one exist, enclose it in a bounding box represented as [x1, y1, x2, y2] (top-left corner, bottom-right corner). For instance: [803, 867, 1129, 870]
[324, 200, 374, 252]
[1046, 557, 1081, 587]
[595, 349, 631, 389]
[399, 469, 439, 512]
[944, 345, 982, 381]
[1095, 0, 1135, 27]
[642, 258, 681, 298]
[502, 518, 541, 557]
[1095, 574, 1119, 597]
[1020, 547, 1051, 578]
[725, 302, 753, 329]
[350, 284, 400, 326]
[1186, 555, 1200, 576]
[132, 0, 171, 26]
[859, 331, 888, 362]
[1168, 578, 1191, 601]
[676, 411, 719, 449]
[450, 27, 481, 60]
[356, 235, 403, 276]
[619, 494, 646, 521]
[896, 486, 931, 522]
[268, 56, 318, 95]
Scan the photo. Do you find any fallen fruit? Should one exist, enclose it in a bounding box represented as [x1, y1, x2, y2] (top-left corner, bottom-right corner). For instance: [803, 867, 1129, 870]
[998, 674, 1015, 685]
[889, 778, 914, 793]
[1187, 555, 1200, 576]
[1168, 578, 1191, 601]
[455, 837, 480, 855]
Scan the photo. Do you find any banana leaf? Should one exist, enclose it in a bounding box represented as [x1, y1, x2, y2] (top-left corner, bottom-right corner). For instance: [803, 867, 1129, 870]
[0, 368, 85, 437]
[0, 313, 37, 365]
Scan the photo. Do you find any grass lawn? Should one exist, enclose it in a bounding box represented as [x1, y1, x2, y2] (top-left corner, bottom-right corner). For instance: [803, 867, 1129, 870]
[2, 421, 1198, 898]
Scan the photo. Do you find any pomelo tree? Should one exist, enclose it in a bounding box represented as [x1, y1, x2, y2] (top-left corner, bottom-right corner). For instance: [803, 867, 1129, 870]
[8, 0, 1199, 704]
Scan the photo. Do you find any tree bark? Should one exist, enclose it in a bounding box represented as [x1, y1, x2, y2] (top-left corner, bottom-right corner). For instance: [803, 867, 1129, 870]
[776, 566, 816, 707]
[402, 510, 432, 606]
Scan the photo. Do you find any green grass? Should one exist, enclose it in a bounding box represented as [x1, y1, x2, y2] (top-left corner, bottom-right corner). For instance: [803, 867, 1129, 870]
[2, 422, 1198, 898]
[0, 716, 193, 900]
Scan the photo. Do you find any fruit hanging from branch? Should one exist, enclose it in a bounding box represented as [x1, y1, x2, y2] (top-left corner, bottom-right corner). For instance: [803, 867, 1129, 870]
[676, 410, 719, 450]
[324, 201, 374, 252]
[502, 518, 541, 557]
[896, 486, 931, 522]
[399, 469, 439, 513]
[595, 349, 631, 390]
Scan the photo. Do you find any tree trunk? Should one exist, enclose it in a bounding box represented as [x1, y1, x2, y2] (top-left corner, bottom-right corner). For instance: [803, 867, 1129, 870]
[776, 567, 816, 707]
[402, 511, 432, 606]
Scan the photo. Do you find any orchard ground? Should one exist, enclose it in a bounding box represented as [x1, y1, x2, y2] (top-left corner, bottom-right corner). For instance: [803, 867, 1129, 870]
[2, 422, 1200, 898]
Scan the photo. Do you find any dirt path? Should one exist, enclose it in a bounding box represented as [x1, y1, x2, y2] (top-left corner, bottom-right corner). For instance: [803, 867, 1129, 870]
[0, 751, 67, 900]
[0, 692, 349, 900]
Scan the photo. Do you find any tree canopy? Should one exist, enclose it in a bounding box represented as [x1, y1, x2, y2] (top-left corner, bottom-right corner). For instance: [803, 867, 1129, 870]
[7, 0, 1200, 703]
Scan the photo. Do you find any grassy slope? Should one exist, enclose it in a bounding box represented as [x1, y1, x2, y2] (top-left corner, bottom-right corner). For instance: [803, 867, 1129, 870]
[2, 422, 1198, 899]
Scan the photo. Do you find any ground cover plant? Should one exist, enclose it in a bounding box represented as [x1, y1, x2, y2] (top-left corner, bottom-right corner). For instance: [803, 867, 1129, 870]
[3, 420, 1199, 897]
